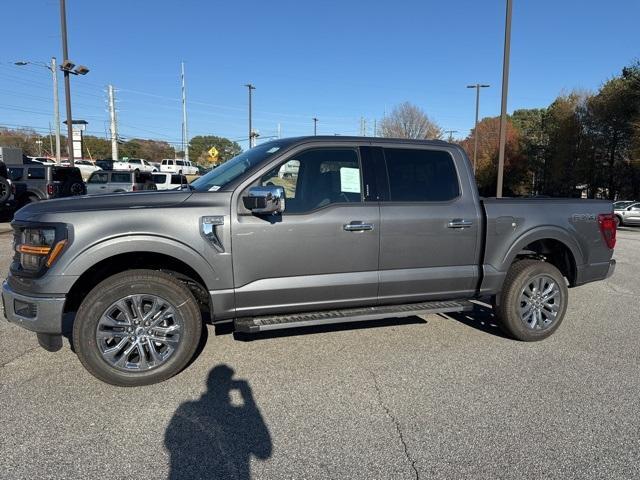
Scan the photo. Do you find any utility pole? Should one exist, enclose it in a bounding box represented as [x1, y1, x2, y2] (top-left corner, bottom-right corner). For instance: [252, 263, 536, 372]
[108, 84, 118, 161]
[277, 123, 281, 139]
[312, 117, 318, 135]
[445, 130, 458, 143]
[59, 0, 74, 165]
[496, 0, 513, 197]
[373, 119, 377, 137]
[50, 57, 61, 163]
[466, 83, 490, 173]
[245, 84, 256, 147]
[181, 62, 189, 161]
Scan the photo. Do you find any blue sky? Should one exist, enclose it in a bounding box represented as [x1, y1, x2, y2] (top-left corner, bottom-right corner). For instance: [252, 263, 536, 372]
[1, 0, 638, 150]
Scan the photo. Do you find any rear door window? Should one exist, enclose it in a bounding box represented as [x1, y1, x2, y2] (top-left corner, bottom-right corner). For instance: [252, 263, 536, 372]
[383, 148, 460, 202]
[171, 175, 185, 185]
[152, 174, 166, 184]
[111, 172, 131, 183]
[27, 167, 45, 180]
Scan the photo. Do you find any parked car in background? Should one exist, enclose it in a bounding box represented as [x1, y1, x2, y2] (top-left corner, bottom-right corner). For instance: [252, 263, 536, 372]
[7, 163, 85, 205]
[112, 158, 157, 172]
[160, 158, 198, 175]
[60, 159, 101, 181]
[613, 200, 636, 210]
[95, 159, 114, 171]
[615, 201, 640, 226]
[0, 158, 17, 219]
[86, 170, 156, 194]
[28, 156, 56, 165]
[150, 161, 161, 171]
[152, 172, 188, 190]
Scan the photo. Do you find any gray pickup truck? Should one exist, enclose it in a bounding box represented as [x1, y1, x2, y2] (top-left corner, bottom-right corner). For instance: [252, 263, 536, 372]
[2, 137, 617, 386]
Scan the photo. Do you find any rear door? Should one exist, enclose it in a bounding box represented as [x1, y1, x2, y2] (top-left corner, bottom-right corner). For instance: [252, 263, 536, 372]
[231, 145, 380, 317]
[624, 203, 640, 225]
[377, 145, 482, 303]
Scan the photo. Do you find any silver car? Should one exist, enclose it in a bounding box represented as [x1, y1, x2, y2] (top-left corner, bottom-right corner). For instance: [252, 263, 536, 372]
[86, 170, 156, 194]
[615, 201, 640, 226]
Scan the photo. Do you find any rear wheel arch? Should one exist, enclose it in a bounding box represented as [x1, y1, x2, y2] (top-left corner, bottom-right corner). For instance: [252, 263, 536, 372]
[501, 229, 582, 286]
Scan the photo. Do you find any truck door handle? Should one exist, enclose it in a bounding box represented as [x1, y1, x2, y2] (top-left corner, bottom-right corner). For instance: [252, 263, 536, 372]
[448, 219, 473, 229]
[343, 221, 374, 232]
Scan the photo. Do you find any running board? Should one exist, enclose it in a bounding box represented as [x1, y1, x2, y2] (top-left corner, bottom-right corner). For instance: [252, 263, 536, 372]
[234, 300, 473, 333]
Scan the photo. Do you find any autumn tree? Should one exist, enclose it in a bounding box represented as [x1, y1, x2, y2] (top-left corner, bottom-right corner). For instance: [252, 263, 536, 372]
[379, 102, 443, 140]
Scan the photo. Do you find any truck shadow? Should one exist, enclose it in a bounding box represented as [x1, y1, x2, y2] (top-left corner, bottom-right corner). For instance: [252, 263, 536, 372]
[231, 316, 427, 341]
[165, 364, 272, 480]
[439, 301, 509, 339]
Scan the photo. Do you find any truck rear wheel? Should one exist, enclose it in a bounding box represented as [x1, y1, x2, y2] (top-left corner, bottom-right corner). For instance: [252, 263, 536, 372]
[495, 260, 568, 341]
[73, 270, 202, 386]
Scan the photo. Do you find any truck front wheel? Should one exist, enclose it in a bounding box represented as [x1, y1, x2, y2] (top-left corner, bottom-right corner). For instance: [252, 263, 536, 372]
[73, 270, 202, 386]
[495, 260, 568, 341]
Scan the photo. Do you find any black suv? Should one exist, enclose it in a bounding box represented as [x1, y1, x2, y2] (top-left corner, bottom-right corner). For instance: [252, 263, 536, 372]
[7, 163, 86, 206]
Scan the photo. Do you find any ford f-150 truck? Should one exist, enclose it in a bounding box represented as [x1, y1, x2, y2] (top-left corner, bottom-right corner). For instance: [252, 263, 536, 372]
[2, 137, 617, 386]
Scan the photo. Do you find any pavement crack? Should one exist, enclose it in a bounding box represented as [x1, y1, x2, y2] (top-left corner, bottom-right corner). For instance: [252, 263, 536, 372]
[0, 346, 40, 368]
[368, 369, 419, 480]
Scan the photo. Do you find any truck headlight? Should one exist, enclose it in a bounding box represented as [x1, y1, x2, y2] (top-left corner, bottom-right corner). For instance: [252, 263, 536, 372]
[16, 227, 67, 272]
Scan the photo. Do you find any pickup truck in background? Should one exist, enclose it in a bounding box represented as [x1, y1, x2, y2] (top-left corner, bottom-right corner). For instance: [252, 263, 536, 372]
[2, 136, 616, 386]
[112, 158, 157, 172]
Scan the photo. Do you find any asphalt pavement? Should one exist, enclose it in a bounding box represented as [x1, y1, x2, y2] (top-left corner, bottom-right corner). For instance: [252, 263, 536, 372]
[1, 226, 639, 479]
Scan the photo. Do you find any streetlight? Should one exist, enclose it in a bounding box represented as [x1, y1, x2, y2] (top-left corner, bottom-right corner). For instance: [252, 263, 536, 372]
[15, 58, 62, 163]
[312, 117, 318, 136]
[466, 83, 490, 173]
[59, 0, 90, 166]
[244, 83, 256, 148]
[496, 0, 513, 197]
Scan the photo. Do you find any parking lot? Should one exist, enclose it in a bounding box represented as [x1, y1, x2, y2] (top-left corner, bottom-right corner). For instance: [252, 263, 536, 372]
[0, 226, 639, 479]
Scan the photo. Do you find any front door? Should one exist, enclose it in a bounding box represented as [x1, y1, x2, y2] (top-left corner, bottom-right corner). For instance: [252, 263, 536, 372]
[231, 146, 380, 317]
[377, 145, 482, 303]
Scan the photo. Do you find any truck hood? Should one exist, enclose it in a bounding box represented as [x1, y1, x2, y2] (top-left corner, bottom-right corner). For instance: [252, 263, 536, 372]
[15, 191, 193, 221]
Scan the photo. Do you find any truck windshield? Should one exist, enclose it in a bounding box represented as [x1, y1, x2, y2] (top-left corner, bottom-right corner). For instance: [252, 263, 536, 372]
[191, 141, 286, 192]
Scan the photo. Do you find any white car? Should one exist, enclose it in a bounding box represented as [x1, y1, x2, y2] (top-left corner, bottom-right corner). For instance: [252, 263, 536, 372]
[151, 173, 189, 190]
[59, 159, 102, 181]
[112, 158, 157, 172]
[160, 159, 198, 175]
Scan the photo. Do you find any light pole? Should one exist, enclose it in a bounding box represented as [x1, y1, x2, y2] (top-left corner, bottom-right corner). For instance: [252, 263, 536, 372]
[15, 58, 62, 163]
[59, 0, 90, 166]
[313, 117, 318, 135]
[466, 83, 490, 173]
[496, 0, 513, 197]
[244, 83, 256, 147]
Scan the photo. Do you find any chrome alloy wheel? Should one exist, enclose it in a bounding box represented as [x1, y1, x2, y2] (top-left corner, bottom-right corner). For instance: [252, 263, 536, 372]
[96, 294, 183, 372]
[519, 274, 562, 330]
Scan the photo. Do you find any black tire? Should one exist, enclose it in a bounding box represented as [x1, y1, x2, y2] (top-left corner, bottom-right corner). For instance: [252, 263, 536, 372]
[495, 259, 568, 341]
[0, 177, 10, 203]
[73, 270, 202, 386]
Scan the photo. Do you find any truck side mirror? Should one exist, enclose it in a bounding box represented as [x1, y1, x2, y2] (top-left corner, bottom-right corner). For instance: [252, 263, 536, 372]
[243, 185, 285, 214]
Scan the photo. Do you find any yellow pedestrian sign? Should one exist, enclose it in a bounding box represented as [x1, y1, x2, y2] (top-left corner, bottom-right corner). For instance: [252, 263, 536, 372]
[208, 147, 219, 161]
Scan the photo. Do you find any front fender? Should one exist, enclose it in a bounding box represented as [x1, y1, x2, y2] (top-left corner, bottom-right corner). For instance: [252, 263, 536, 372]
[60, 234, 218, 289]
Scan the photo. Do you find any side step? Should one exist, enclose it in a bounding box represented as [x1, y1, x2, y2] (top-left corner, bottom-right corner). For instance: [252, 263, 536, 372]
[234, 300, 473, 333]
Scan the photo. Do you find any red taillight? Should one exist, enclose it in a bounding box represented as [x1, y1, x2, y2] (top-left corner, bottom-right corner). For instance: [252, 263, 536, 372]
[132, 185, 137, 191]
[598, 213, 616, 249]
[46, 184, 54, 195]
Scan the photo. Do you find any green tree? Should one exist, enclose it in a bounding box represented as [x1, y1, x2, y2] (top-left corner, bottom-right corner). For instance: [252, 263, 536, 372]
[188, 135, 242, 166]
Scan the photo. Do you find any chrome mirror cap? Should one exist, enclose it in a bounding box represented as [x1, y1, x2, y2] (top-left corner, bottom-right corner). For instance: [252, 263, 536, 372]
[243, 185, 285, 214]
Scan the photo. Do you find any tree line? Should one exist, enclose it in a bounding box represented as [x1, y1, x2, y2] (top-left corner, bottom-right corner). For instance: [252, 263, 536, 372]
[378, 61, 639, 199]
[0, 128, 242, 166]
